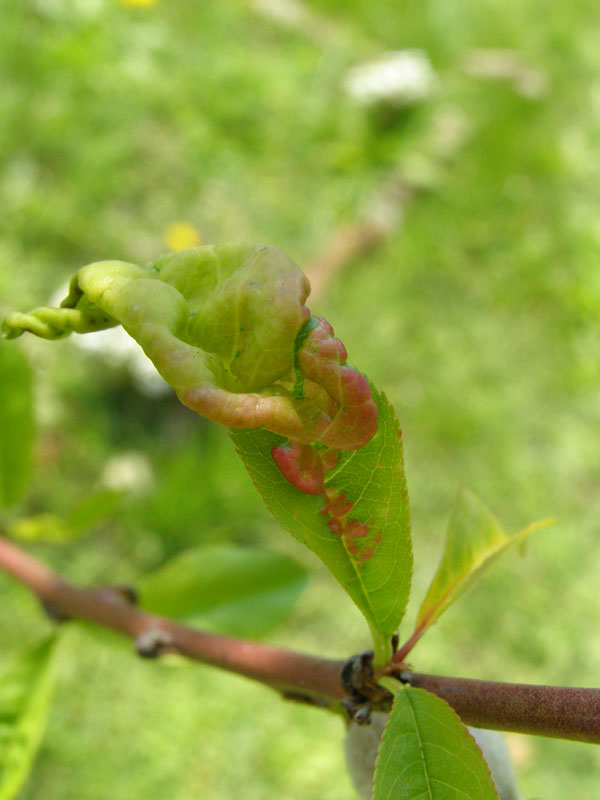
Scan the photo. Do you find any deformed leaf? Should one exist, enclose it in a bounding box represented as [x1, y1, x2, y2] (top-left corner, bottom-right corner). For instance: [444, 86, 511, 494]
[0, 636, 58, 800]
[231, 388, 412, 664]
[2, 246, 376, 449]
[137, 545, 307, 638]
[373, 685, 499, 800]
[2, 246, 314, 440]
[2, 247, 398, 650]
[414, 487, 551, 642]
[2, 246, 409, 662]
[0, 344, 34, 508]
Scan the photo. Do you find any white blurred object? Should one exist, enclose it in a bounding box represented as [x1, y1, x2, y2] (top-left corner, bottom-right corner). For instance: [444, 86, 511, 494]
[73, 326, 169, 397]
[344, 712, 387, 800]
[101, 451, 154, 495]
[344, 50, 438, 107]
[47, 283, 169, 396]
[253, 0, 307, 25]
[344, 711, 523, 800]
[470, 727, 524, 800]
[463, 49, 549, 99]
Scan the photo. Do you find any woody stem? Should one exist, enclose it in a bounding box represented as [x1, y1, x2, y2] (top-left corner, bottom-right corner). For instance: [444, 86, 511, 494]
[2, 533, 600, 743]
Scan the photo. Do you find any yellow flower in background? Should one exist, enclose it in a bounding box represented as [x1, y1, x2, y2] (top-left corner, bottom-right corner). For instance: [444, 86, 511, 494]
[164, 222, 203, 251]
[119, 0, 159, 7]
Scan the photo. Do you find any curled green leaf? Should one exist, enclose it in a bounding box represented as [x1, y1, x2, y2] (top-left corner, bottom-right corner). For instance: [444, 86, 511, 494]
[2, 245, 377, 464]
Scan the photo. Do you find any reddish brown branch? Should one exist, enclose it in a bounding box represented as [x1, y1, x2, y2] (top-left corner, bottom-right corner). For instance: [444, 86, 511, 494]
[2, 533, 600, 744]
[0, 534, 345, 702]
[402, 671, 600, 745]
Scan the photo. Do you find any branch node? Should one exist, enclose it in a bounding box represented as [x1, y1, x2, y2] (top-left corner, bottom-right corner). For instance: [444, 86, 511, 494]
[135, 629, 173, 659]
[97, 584, 139, 606]
[40, 598, 72, 624]
[340, 649, 394, 724]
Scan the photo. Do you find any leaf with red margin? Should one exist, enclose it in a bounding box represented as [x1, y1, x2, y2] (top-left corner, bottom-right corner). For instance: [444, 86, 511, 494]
[231, 387, 412, 664]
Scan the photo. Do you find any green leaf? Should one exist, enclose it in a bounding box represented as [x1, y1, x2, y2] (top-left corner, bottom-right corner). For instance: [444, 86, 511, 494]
[0, 637, 59, 800]
[65, 489, 123, 535]
[7, 490, 123, 543]
[414, 487, 551, 640]
[7, 513, 72, 543]
[3, 249, 378, 450]
[0, 345, 34, 508]
[231, 388, 412, 664]
[137, 545, 308, 638]
[373, 685, 499, 800]
[3, 245, 310, 396]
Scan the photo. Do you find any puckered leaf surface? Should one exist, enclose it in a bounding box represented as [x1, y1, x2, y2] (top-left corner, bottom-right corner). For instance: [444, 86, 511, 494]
[2, 245, 376, 447]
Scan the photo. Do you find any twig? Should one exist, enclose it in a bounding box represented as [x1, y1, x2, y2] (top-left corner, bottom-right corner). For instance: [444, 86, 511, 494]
[0, 534, 345, 702]
[304, 182, 414, 302]
[2, 533, 600, 744]
[401, 671, 600, 745]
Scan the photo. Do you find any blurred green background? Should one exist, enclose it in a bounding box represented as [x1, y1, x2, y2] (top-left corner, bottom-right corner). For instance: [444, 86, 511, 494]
[2, 0, 600, 797]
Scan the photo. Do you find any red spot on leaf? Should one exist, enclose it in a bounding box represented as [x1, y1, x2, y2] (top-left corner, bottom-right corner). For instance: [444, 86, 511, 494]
[358, 547, 375, 562]
[347, 541, 360, 557]
[320, 448, 339, 473]
[271, 439, 383, 563]
[296, 318, 378, 450]
[271, 441, 324, 495]
[345, 519, 369, 539]
[318, 488, 380, 563]
[320, 489, 354, 518]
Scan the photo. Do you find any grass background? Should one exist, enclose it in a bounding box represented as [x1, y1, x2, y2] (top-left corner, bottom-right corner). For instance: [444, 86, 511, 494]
[2, 0, 600, 796]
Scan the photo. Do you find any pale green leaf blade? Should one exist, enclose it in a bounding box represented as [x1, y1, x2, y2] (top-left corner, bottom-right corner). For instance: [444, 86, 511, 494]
[0, 345, 34, 508]
[416, 488, 551, 635]
[7, 490, 123, 543]
[138, 545, 307, 638]
[373, 686, 499, 800]
[0, 636, 59, 800]
[231, 388, 412, 663]
[7, 513, 72, 543]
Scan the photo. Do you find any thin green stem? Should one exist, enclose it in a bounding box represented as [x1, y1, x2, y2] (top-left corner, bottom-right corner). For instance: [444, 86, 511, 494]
[370, 625, 392, 667]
